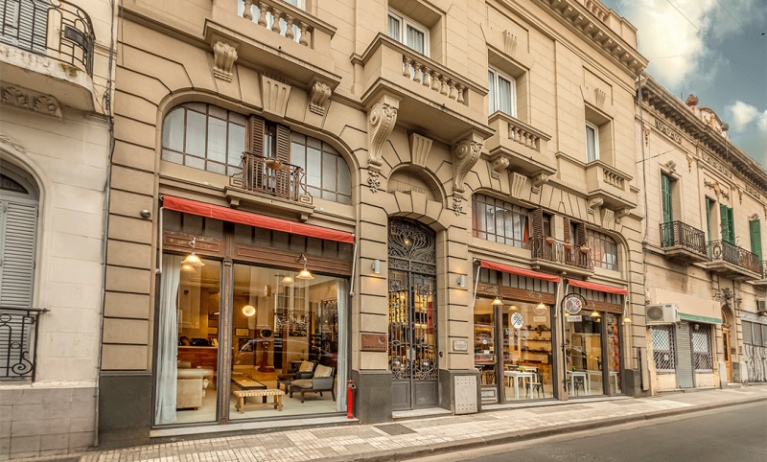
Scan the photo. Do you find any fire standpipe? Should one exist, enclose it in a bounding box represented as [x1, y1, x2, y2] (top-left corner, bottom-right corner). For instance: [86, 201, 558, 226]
[347, 380, 356, 418]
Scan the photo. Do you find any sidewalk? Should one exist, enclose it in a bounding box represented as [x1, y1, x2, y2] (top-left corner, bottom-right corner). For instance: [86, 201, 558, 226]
[15, 386, 767, 462]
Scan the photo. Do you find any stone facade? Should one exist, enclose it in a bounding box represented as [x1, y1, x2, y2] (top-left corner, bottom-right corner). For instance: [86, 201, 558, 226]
[0, 0, 117, 458]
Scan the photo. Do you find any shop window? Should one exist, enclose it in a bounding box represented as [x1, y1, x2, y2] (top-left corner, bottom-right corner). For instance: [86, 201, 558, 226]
[238, 0, 306, 44]
[388, 8, 429, 55]
[472, 194, 529, 248]
[564, 314, 604, 397]
[652, 325, 676, 373]
[586, 229, 618, 271]
[488, 66, 516, 117]
[691, 324, 713, 371]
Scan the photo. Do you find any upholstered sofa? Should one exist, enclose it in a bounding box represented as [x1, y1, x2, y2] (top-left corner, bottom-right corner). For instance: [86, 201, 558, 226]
[176, 361, 214, 410]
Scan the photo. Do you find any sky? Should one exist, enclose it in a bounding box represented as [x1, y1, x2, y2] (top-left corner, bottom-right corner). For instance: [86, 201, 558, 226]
[599, 0, 767, 169]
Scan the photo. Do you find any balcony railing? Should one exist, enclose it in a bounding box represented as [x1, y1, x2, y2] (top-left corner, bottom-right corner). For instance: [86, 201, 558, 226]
[659, 221, 706, 256]
[230, 151, 307, 201]
[239, 0, 331, 48]
[0, 0, 95, 75]
[531, 236, 594, 271]
[0, 307, 47, 381]
[708, 240, 761, 274]
[760, 260, 767, 279]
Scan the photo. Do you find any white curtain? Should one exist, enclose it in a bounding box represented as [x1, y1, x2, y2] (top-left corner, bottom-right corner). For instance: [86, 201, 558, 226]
[336, 279, 349, 412]
[154, 254, 182, 425]
[406, 26, 425, 54]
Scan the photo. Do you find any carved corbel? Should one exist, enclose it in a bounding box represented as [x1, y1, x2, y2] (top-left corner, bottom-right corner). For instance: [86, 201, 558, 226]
[212, 41, 238, 82]
[451, 132, 484, 214]
[736, 187, 743, 204]
[531, 172, 549, 194]
[601, 208, 615, 229]
[643, 128, 650, 147]
[686, 154, 695, 173]
[704, 179, 729, 201]
[366, 94, 399, 193]
[489, 155, 509, 180]
[2, 85, 62, 117]
[503, 30, 517, 56]
[587, 197, 604, 214]
[595, 88, 606, 109]
[309, 80, 332, 115]
[615, 208, 631, 224]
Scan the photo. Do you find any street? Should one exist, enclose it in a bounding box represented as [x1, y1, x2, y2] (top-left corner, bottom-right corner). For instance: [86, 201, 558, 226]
[413, 402, 767, 462]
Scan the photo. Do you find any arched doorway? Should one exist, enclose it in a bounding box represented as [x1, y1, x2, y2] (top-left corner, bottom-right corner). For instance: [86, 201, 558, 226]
[387, 217, 438, 410]
[722, 307, 732, 384]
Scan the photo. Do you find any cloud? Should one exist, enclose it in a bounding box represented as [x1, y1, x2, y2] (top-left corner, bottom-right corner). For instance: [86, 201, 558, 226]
[725, 101, 767, 133]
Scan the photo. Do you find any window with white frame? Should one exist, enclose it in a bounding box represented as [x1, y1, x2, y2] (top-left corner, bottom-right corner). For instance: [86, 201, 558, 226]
[387, 9, 429, 55]
[488, 67, 516, 117]
[586, 122, 599, 162]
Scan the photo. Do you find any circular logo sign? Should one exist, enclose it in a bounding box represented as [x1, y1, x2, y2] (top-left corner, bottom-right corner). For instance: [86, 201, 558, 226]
[510, 312, 524, 329]
[562, 293, 587, 315]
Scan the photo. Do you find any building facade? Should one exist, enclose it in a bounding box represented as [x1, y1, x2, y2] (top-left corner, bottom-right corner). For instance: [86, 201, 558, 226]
[638, 75, 767, 392]
[0, 0, 116, 458]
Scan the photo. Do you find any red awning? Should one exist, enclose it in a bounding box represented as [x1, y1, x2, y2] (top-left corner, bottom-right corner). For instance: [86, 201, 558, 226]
[162, 195, 355, 244]
[567, 279, 627, 295]
[478, 260, 560, 283]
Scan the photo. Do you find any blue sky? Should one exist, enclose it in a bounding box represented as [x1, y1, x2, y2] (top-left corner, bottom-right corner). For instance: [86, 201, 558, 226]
[600, 0, 767, 168]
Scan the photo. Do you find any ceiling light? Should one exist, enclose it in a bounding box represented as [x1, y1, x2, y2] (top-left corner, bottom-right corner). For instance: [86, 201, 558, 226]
[510, 305, 517, 310]
[590, 310, 601, 317]
[242, 305, 256, 317]
[296, 253, 314, 280]
[181, 253, 204, 267]
[493, 296, 503, 305]
[282, 275, 295, 284]
[537, 302, 546, 310]
[181, 264, 196, 272]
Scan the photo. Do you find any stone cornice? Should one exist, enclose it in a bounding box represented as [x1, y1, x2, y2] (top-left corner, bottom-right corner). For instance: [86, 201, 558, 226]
[639, 74, 767, 199]
[531, 0, 648, 76]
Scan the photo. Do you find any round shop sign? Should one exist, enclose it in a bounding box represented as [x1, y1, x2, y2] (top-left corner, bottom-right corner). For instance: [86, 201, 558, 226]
[510, 312, 524, 329]
[561, 293, 587, 315]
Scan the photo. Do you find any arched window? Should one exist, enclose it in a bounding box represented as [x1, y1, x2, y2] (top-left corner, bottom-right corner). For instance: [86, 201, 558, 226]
[472, 194, 529, 248]
[587, 229, 618, 271]
[161, 103, 247, 176]
[290, 133, 352, 204]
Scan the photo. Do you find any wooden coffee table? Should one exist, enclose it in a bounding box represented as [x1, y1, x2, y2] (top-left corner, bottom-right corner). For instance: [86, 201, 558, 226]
[231, 377, 267, 403]
[233, 389, 284, 413]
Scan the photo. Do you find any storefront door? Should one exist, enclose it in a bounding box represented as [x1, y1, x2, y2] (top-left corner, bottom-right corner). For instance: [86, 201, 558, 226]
[723, 326, 732, 384]
[388, 218, 438, 410]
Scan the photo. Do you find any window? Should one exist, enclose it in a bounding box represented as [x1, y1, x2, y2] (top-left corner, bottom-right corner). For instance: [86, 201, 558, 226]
[388, 9, 428, 55]
[750, 219, 762, 260]
[652, 326, 676, 373]
[719, 204, 735, 244]
[586, 229, 618, 271]
[586, 122, 599, 162]
[488, 67, 516, 117]
[692, 324, 713, 371]
[162, 103, 247, 176]
[290, 133, 352, 205]
[472, 194, 529, 248]
[0, 0, 48, 55]
[705, 197, 714, 242]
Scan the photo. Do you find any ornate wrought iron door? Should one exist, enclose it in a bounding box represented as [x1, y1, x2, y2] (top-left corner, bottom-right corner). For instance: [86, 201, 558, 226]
[388, 218, 438, 410]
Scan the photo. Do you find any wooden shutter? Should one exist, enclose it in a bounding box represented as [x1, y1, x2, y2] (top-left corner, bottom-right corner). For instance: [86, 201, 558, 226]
[247, 115, 265, 154]
[705, 198, 712, 242]
[750, 219, 762, 260]
[0, 201, 38, 308]
[531, 208, 543, 238]
[246, 116, 265, 191]
[275, 124, 291, 198]
[661, 175, 673, 224]
[720, 204, 729, 243]
[727, 207, 735, 245]
[0, 0, 49, 54]
[563, 218, 571, 242]
[576, 222, 586, 246]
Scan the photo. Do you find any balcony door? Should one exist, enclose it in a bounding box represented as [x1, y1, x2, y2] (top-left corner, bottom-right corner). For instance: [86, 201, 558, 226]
[388, 218, 438, 410]
[661, 174, 673, 246]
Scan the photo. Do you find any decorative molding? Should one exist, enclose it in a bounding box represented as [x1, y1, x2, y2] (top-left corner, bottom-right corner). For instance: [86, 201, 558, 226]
[366, 94, 399, 192]
[664, 160, 677, 174]
[261, 75, 292, 118]
[594, 88, 606, 109]
[452, 195, 463, 216]
[745, 182, 761, 200]
[510, 172, 528, 198]
[451, 132, 484, 195]
[686, 154, 695, 173]
[409, 132, 433, 167]
[764, 205, 767, 220]
[503, 30, 517, 56]
[749, 213, 759, 221]
[587, 197, 604, 213]
[615, 208, 631, 224]
[643, 128, 650, 147]
[1, 85, 62, 117]
[489, 155, 509, 180]
[704, 178, 729, 201]
[601, 208, 615, 229]
[309, 80, 332, 115]
[0, 133, 26, 154]
[212, 41, 238, 82]
[736, 187, 743, 204]
[655, 120, 681, 144]
[531, 172, 549, 194]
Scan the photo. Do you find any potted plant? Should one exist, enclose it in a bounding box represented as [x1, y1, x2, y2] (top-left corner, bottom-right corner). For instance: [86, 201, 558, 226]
[580, 245, 591, 254]
[545, 236, 556, 245]
[563, 239, 573, 250]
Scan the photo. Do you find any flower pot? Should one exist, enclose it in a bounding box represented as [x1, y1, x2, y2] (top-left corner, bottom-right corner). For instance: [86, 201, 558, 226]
[545, 237, 556, 245]
[563, 242, 573, 249]
[580, 246, 591, 254]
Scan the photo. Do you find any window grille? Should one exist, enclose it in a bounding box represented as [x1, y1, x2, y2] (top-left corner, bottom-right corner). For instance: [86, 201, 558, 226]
[652, 325, 675, 373]
[0, 307, 46, 381]
[743, 321, 752, 345]
[472, 194, 529, 249]
[691, 324, 713, 371]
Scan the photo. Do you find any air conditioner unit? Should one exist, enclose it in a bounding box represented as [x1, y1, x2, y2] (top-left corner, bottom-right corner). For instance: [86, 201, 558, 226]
[758, 300, 766, 315]
[646, 304, 678, 324]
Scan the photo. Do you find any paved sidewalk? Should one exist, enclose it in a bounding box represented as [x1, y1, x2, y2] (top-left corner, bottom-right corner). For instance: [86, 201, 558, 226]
[16, 386, 767, 462]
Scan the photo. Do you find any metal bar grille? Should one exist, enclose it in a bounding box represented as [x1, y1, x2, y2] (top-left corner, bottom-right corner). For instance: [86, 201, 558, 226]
[652, 325, 675, 372]
[691, 323, 713, 371]
[659, 221, 706, 255]
[0, 307, 45, 381]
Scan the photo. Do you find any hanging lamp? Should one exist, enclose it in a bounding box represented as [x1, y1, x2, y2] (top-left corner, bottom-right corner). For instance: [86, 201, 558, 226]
[296, 253, 314, 280]
[182, 237, 205, 267]
[242, 305, 256, 317]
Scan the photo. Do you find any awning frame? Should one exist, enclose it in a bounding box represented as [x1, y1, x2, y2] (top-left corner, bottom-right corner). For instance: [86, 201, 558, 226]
[566, 278, 627, 296]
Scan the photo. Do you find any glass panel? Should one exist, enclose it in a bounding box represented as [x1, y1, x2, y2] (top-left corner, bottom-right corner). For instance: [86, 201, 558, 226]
[208, 105, 228, 120]
[186, 110, 207, 158]
[498, 75, 512, 115]
[488, 71, 495, 114]
[502, 301, 552, 401]
[228, 123, 246, 167]
[406, 25, 425, 54]
[586, 125, 597, 162]
[337, 159, 351, 197]
[162, 149, 183, 165]
[388, 15, 401, 41]
[229, 112, 247, 126]
[306, 147, 322, 188]
[162, 108, 185, 151]
[207, 162, 226, 175]
[291, 142, 306, 171]
[185, 156, 205, 171]
[564, 313, 604, 396]
[207, 117, 228, 163]
[154, 255, 220, 425]
[474, 299, 496, 389]
[606, 313, 622, 394]
[322, 152, 337, 194]
[230, 264, 346, 419]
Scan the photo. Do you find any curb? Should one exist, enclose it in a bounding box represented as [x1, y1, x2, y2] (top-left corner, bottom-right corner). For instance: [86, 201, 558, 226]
[316, 395, 767, 462]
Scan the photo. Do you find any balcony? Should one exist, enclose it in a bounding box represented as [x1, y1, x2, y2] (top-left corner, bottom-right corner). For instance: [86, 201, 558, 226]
[659, 221, 708, 263]
[485, 112, 556, 178]
[753, 261, 767, 287]
[225, 152, 315, 221]
[585, 160, 636, 211]
[0, 307, 47, 382]
[0, 0, 96, 111]
[706, 240, 761, 281]
[530, 236, 594, 278]
[206, 0, 341, 90]
[352, 34, 492, 142]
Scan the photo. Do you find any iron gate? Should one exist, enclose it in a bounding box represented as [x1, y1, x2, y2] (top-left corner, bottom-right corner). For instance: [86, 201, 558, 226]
[388, 218, 438, 410]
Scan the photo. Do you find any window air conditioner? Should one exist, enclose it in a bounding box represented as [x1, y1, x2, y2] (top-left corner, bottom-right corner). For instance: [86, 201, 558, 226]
[646, 304, 678, 324]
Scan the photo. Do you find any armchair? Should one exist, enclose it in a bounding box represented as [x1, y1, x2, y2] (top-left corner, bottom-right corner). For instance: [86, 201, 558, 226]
[289, 364, 336, 403]
[277, 360, 316, 392]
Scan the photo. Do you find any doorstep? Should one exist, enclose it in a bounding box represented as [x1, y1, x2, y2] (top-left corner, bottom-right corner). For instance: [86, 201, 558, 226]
[658, 387, 717, 394]
[149, 415, 358, 438]
[482, 395, 631, 412]
[392, 407, 452, 420]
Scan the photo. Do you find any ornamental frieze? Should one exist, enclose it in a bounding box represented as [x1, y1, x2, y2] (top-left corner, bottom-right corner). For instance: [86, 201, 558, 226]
[745, 183, 762, 200]
[655, 120, 681, 144]
[700, 151, 733, 180]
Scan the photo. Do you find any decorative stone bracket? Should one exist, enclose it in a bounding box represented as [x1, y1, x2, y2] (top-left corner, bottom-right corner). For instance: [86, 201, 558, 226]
[489, 155, 509, 180]
[452, 132, 484, 215]
[615, 207, 631, 223]
[531, 172, 549, 194]
[309, 80, 332, 115]
[704, 178, 729, 201]
[1, 85, 62, 118]
[212, 40, 238, 82]
[366, 94, 399, 193]
[409, 132, 433, 167]
[587, 197, 604, 214]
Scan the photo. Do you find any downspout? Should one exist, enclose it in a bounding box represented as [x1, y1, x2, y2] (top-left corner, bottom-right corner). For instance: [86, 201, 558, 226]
[637, 74, 649, 375]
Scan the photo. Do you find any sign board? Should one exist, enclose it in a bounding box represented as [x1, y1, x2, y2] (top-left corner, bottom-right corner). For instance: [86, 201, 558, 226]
[566, 315, 583, 322]
[511, 312, 524, 329]
[533, 316, 547, 322]
[360, 333, 387, 351]
[562, 293, 587, 315]
[453, 339, 468, 351]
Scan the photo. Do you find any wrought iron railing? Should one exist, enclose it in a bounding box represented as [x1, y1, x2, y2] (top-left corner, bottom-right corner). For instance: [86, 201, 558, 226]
[531, 236, 594, 271]
[659, 221, 706, 256]
[708, 240, 761, 274]
[0, 307, 47, 381]
[760, 260, 767, 279]
[0, 0, 95, 75]
[229, 151, 307, 201]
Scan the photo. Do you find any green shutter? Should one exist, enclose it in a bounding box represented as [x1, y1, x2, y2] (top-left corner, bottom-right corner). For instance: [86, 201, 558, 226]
[751, 219, 763, 260]
[727, 207, 735, 245]
[706, 198, 712, 242]
[720, 204, 729, 243]
[661, 175, 673, 246]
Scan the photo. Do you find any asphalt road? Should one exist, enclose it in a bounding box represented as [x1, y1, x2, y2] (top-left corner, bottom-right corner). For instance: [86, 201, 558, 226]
[413, 402, 767, 462]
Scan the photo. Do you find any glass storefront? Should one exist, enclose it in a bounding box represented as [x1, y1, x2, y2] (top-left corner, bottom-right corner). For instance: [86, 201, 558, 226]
[564, 313, 604, 397]
[502, 302, 553, 400]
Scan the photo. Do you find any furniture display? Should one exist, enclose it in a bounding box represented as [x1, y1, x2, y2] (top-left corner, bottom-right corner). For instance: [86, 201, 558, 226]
[233, 389, 284, 413]
[567, 370, 589, 395]
[289, 365, 336, 403]
[231, 376, 268, 403]
[503, 369, 536, 400]
[278, 360, 316, 391]
[176, 366, 215, 410]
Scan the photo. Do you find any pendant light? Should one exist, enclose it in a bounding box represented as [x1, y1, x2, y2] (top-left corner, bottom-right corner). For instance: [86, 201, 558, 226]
[281, 275, 295, 284]
[492, 296, 503, 305]
[537, 302, 546, 311]
[242, 305, 256, 317]
[296, 253, 314, 280]
[181, 264, 196, 273]
[182, 237, 205, 267]
[590, 310, 601, 318]
[510, 305, 518, 310]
